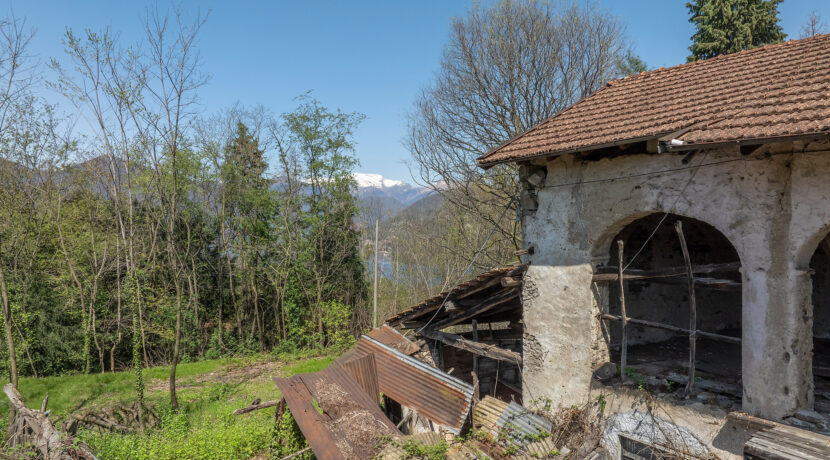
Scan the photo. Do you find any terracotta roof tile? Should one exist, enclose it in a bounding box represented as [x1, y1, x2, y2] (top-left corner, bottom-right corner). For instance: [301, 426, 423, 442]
[479, 34, 830, 166]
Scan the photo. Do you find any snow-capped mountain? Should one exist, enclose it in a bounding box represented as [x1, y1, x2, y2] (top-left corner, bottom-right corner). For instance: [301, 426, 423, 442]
[353, 173, 406, 189]
[353, 172, 433, 217]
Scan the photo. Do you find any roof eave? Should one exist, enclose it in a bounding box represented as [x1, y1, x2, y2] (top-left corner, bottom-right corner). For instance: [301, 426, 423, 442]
[477, 134, 662, 168]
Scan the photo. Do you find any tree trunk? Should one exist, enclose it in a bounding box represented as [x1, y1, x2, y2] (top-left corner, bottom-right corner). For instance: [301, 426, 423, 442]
[0, 263, 17, 388]
[169, 275, 182, 410]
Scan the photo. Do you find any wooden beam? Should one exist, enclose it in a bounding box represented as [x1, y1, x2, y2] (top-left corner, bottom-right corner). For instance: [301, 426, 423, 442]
[431, 289, 520, 330]
[609, 275, 741, 291]
[472, 320, 480, 403]
[420, 328, 522, 366]
[500, 277, 522, 288]
[676, 221, 697, 397]
[592, 261, 740, 282]
[600, 314, 741, 344]
[454, 276, 506, 300]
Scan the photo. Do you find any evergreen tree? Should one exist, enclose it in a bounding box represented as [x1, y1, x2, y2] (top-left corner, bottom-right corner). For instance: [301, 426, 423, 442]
[687, 0, 786, 61]
[617, 50, 648, 76]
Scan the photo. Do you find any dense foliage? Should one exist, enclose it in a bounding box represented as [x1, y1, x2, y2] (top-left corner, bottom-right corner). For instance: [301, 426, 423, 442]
[687, 0, 786, 61]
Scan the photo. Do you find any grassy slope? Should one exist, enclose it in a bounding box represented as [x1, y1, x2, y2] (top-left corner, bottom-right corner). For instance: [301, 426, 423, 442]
[4, 353, 337, 460]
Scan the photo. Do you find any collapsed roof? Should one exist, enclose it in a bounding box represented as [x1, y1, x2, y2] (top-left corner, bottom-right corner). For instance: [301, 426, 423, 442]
[386, 265, 525, 329]
[478, 34, 830, 167]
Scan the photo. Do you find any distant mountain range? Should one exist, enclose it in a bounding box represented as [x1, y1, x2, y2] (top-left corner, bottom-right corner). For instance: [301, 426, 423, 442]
[354, 173, 435, 218]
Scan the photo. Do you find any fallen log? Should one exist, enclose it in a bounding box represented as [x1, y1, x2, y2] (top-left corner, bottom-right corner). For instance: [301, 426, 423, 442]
[3, 383, 97, 460]
[233, 398, 282, 415]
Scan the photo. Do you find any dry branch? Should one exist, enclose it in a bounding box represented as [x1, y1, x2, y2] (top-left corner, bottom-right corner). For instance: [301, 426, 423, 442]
[3, 383, 96, 460]
[233, 398, 282, 415]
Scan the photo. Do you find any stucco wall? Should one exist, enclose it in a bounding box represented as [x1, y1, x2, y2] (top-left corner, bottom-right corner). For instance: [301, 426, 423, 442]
[520, 142, 830, 423]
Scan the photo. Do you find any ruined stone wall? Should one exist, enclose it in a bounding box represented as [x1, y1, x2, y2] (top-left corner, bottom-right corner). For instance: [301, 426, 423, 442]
[519, 141, 830, 423]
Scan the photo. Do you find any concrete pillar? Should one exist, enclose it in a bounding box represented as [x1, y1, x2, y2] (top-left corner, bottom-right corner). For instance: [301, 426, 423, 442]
[521, 263, 595, 408]
[741, 245, 812, 419]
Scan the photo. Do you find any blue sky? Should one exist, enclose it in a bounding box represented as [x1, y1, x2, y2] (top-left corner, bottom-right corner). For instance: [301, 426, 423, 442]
[9, 0, 830, 184]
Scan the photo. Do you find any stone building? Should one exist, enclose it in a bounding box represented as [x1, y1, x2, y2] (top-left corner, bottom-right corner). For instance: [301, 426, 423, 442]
[477, 34, 830, 458]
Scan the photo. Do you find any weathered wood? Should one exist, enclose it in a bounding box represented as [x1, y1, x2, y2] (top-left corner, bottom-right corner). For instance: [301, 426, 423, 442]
[471, 320, 480, 403]
[500, 277, 522, 288]
[4, 383, 97, 460]
[233, 398, 282, 415]
[592, 261, 740, 282]
[594, 273, 741, 290]
[618, 240, 628, 380]
[431, 289, 520, 330]
[745, 424, 830, 460]
[513, 247, 534, 257]
[641, 276, 741, 290]
[280, 447, 312, 460]
[665, 373, 742, 397]
[600, 314, 741, 344]
[675, 221, 697, 397]
[420, 328, 522, 366]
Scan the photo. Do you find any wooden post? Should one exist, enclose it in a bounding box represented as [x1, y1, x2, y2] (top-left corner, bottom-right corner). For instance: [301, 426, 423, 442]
[675, 221, 697, 396]
[373, 219, 379, 329]
[618, 240, 628, 379]
[472, 320, 480, 402]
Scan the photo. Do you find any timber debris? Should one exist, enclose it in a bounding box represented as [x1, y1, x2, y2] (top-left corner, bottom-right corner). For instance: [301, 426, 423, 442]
[3, 384, 96, 460]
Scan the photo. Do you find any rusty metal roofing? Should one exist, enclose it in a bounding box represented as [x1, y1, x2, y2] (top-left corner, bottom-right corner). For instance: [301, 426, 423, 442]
[479, 34, 830, 167]
[351, 335, 474, 434]
[474, 396, 558, 458]
[365, 325, 420, 355]
[274, 362, 399, 460]
[339, 353, 380, 404]
[385, 265, 526, 327]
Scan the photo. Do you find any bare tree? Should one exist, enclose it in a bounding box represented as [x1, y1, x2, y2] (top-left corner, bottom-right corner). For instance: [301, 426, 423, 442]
[0, 16, 36, 389]
[407, 0, 627, 268]
[140, 5, 208, 410]
[801, 10, 827, 38]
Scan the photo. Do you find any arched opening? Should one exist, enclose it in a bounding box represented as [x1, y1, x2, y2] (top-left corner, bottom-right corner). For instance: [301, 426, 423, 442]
[811, 233, 830, 413]
[598, 213, 742, 405]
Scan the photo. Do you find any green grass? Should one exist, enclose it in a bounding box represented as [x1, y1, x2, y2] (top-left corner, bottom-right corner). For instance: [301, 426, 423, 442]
[6, 358, 231, 416]
[283, 356, 336, 376]
[4, 350, 341, 460]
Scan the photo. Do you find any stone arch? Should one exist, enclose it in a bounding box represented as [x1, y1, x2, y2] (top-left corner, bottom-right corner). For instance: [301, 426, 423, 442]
[598, 212, 744, 397]
[807, 226, 830, 413]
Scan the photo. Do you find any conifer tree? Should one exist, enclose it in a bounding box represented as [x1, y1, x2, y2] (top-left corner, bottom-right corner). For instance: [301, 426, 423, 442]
[687, 0, 786, 61]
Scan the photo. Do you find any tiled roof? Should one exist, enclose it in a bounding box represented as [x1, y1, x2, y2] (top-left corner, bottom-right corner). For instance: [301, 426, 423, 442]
[478, 34, 830, 167]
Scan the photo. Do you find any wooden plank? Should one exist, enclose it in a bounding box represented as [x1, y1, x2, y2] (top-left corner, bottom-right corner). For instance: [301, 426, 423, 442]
[618, 240, 628, 380]
[273, 377, 345, 460]
[500, 277, 522, 288]
[472, 320, 480, 403]
[593, 261, 740, 281]
[420, 328, 522, 366]
[746, 428, 830, 460]
[431, 289, 520, 330]
[665, 373, 742, 397]
[600, 314, 741, 344]
[675, 221, 697, 397]
[594, 273, 741, 290]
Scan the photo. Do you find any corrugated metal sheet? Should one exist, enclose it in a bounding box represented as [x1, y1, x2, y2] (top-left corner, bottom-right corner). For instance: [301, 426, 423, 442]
[385, 265, 525, 326]
[474, 396, 558, 458]
[351, 335, 474, 434]
[338, 353, 380, 404]
[274, 362, 399, 460]
[366, 325, 420, 355]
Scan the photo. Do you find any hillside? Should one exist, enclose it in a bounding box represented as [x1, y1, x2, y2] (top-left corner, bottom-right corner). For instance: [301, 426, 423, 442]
[4, 352, 335, 459]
